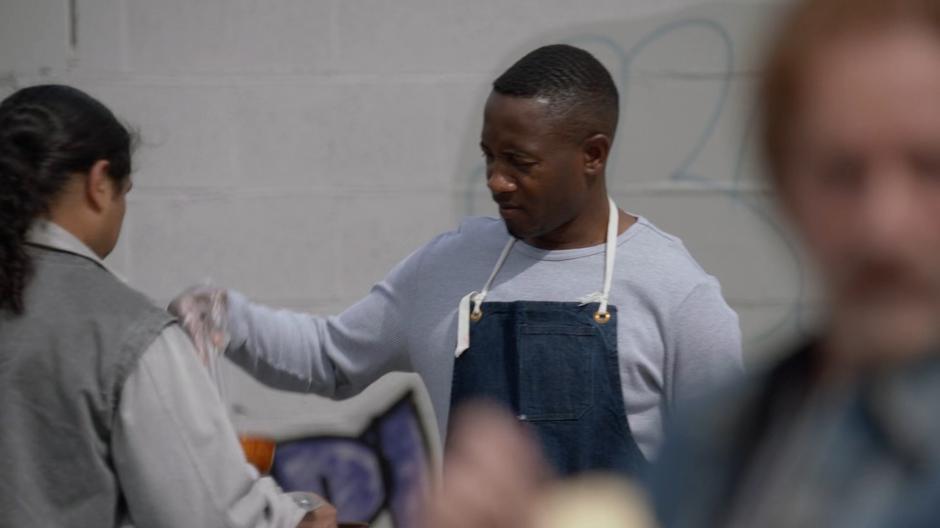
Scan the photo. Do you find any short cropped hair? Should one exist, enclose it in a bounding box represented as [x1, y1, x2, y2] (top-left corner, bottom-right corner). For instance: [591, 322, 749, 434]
[493, 44, 620, 142]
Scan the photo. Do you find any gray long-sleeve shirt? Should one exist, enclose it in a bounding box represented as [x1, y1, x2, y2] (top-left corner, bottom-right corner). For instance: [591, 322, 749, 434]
[227, 215, 743, 457]
[26, 220, 305, 528]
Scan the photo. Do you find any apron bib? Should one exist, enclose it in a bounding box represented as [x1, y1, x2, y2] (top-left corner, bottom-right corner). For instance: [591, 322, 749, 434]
[450, 198, 647, 476]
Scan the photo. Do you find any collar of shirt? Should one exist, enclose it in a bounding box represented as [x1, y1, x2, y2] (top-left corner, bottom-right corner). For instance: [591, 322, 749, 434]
[747, 341, 940, 473]
[25, 219, 127, 282]
[866, 351, 940, 472]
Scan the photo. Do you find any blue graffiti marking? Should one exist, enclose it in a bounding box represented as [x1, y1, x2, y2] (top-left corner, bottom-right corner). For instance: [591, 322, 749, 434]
[271, 392, 432, 527]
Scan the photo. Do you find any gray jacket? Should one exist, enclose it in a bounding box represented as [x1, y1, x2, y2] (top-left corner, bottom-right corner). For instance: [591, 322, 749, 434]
[0, 244, 172, 526]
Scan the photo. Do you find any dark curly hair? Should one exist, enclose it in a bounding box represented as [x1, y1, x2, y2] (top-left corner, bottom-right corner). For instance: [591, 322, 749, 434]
[493, 44, 620, 142]
[0, 85, 133, 314]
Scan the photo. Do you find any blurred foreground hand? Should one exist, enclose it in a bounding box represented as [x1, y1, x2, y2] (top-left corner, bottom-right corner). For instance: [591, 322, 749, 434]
[423, 402, 548, 528]
[532, 476, 655, 528]
[424, 402, 656, 528]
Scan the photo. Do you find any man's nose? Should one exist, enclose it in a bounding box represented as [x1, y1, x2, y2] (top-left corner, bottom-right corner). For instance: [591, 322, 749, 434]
[862, 164, 918, 250]
[486, 167, 518, 194]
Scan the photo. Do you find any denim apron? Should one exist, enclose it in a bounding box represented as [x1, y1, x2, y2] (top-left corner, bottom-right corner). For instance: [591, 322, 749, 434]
[451, 198, 647, 477]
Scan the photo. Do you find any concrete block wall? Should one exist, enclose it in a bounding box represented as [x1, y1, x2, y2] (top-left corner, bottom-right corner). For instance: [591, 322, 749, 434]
[5, 0, 819, 523]
[1, 0, 790, 328]
[3, 0, 813, 478]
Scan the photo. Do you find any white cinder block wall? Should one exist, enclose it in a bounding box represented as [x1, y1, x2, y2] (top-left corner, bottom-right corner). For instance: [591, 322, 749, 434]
[2, 0, 807, 437]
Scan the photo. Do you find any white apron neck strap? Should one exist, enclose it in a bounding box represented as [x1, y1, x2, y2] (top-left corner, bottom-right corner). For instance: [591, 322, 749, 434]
[455, 236, 516, 358]
[600, 196, 619, 313]
[473, 237, 516, 316]
[580, 196, 619, 323]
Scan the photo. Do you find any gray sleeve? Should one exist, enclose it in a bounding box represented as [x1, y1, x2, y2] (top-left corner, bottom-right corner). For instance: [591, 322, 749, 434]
[226, 247, 420, 399]
[665, 280, 744, 410]
[112, 325, 305, 528]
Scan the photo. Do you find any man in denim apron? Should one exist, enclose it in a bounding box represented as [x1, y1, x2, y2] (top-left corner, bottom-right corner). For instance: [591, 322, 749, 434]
[172, 44, 742, 479]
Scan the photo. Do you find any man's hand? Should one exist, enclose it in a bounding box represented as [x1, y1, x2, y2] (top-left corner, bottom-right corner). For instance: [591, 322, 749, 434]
[168, 285, 230, 367]
[297, 502, 337, 528]
[422, 402, 550, 528]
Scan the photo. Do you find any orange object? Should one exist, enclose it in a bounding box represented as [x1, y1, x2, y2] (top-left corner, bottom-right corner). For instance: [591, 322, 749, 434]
[239, 436, 276, 474]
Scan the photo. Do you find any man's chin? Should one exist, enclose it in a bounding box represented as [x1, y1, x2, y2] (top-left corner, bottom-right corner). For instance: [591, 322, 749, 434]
[831, 300, 940, 364]
[501, 219, 534, 241]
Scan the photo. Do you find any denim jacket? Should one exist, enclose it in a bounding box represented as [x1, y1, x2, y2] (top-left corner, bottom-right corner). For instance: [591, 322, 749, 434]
[650, 342, 940, 528]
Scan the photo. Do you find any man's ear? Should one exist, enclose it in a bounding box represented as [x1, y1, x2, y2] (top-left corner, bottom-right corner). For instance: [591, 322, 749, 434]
[84, 160, 114, 212]
[582, 134, 612, 178]
[771, 169, 800, 220]
[773, 172, 815, 247]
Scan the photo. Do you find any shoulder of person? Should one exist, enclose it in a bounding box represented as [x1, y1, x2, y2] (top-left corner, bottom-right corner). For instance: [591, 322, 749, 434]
[618, 217, 722, 303]
[420, 216, 509, 258]
[680, 344, 810, 449]
[33, 249, 170, 324]
[659, 359, 767, 465]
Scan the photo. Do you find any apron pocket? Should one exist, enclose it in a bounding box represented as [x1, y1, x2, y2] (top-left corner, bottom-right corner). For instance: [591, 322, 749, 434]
[518, 323, 596, 421]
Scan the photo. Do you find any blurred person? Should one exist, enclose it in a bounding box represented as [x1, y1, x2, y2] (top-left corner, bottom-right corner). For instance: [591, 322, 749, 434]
[0, 85, 334, 528]
[422, 0, 940, 527]
[654, 0, 940, 525]
[425, 404, 549, 528]
[171, 44, 742, 478]
[423, 403, 656, 528]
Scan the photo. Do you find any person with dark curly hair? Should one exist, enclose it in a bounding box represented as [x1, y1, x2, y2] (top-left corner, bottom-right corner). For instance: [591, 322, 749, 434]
[0, 85, 334, 528]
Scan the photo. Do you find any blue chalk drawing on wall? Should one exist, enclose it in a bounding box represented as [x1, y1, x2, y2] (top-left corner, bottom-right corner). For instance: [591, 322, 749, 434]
[464, 16, 812, 347]
[271, 393, 432, 526]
